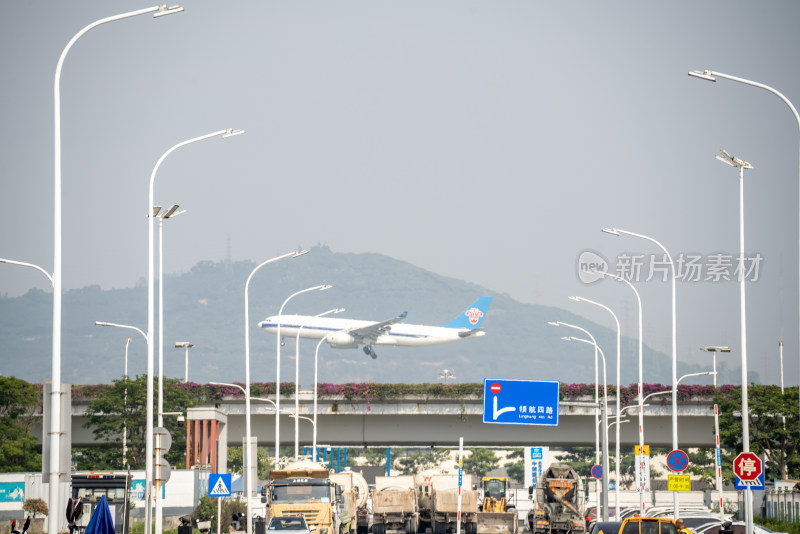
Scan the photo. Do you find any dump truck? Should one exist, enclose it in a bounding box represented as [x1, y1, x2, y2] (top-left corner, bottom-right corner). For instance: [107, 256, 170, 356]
[371, 475, 419, 534]
[330, 469, 370, 534]
[477, 476, 517, 534]
[430, 474, 479, 534]
[263, 460, 343, 534]
[527, 464, 585, 534]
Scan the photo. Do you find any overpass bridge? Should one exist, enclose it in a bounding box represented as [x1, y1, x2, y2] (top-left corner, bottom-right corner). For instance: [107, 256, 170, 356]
[67, 391, 720, 449]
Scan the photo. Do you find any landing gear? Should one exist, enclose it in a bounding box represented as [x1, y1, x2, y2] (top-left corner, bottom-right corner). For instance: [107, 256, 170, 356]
[363, 346, 378, 359]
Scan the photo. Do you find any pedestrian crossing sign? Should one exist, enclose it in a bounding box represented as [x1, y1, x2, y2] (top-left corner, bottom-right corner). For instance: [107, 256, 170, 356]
[209, 473, 231, 498]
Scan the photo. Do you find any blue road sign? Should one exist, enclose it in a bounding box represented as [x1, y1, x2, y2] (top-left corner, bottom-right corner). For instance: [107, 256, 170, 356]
[667, 450, 689, 472]
[482, 379, 559, 426]
[735, 471, 765, 490]
[209, 473, 232, 498]
[591, 464, 603, 480]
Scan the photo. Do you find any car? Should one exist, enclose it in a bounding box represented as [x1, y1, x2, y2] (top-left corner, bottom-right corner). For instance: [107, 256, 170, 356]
[590, 521, 623, 534]
[267, 516, 316, 533]
[586, 507, 618, 527]
[619, 516, 678, 534]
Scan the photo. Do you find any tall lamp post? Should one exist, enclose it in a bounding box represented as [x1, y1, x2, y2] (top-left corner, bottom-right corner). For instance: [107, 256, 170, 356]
[174, 342, 194, 383]
[568, 295, 622, 520]
[689, 68, 800, 431]
[549, 321, 608, 520]
[602, 227, 679, 519]
[714, 148, 756, 534]
[147, 128, 242, 534]
[701, 346, 730, 523]
[583, 268, 646, 514]
[438, 369, 456, 383]
[275, 285, 332, 467]
[54, 8, 183, 534]
[294, 308, 344, 460]
[312, 329, 351, 460]
[561, 334, 610, 521]
[242, 250, 307, 534]
[155, 204, 185, 534]
[123, 337, 132, 469]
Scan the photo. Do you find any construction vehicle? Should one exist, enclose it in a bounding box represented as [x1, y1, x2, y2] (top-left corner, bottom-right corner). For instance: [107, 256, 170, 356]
[330, 469, 370, 534]
[431, 473, 479, 534]
[414, 468, 444, 533]
[263, 460, 344, 534]
[477, 476, 518, 534]
[527, 464, 585, 534]
[371, 475, 419, 534]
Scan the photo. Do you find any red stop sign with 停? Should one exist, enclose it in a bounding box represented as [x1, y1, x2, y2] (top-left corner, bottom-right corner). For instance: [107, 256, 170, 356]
[733, 452, 762, 481]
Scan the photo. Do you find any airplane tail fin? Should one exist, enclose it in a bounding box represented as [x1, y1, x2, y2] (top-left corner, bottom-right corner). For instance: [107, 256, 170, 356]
[441, 296, 492, 330]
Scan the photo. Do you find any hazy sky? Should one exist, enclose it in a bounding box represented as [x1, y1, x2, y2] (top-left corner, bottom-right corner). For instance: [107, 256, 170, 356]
[2, 1, 800, 385]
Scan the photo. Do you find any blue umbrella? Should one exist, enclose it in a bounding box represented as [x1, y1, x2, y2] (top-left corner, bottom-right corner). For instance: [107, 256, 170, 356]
[84, 496, 115, 534]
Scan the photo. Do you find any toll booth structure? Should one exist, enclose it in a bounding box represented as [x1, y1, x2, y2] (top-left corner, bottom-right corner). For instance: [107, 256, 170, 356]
[71, 473, 132, 534]
[186, 407, 228, 474]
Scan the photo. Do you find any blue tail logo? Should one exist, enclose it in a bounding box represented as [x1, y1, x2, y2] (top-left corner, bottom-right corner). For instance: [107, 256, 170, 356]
[442, 296, 492, 329]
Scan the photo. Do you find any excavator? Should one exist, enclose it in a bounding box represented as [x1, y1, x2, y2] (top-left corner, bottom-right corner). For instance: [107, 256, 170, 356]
[477, 477, 518, 533]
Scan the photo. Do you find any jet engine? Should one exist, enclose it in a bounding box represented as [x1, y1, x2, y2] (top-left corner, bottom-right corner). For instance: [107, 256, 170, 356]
[327, 332, 358, 348]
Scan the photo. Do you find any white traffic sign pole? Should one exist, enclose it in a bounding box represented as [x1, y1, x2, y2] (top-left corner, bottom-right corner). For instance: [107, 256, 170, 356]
[457, 437, 463, 534]
[217, 498, 221, 534]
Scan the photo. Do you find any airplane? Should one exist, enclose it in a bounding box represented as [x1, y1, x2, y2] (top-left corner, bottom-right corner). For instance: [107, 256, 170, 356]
[259, 296, 493, 359]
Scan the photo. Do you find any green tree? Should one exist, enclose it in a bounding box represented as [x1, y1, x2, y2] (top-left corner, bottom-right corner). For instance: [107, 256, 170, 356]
[82, 375, 195, 470]
[716, 385, 800, 480]
[558, 447, 597, 479]
[504, 449, 524, 484]
[359, 447, 388, 466]
[0, 376, 42, 472]
[462, 448, 499, 479]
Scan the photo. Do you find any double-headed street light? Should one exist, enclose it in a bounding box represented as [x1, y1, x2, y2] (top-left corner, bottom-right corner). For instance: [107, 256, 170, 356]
[275, 285, 332, 467]
[700, 346, 731, 387]
[174, 342, 195, 383]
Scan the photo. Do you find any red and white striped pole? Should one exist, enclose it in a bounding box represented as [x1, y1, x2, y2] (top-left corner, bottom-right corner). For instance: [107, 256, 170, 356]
[714, 404, 724, 522]
[457, 437, 464, 534]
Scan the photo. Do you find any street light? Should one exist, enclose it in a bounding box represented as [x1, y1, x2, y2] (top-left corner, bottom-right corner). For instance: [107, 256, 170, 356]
[700, 346, 731, 387]
[562, 334, 610, 521]
[602, 227, 680, 519]
[147, 129, 242, 534]
[690, 69, 799, 534]
[55, 8, 182, 534]
[568, 295, 622, 520]
[312, 329, 351, 461]
[242, 251, 307, 534]
[438, 369, 456, 383]
[275, 285, 332, 467]
[174, 342, 195, 383]
[549, 321, 609, 520]
[582, 268, 646, 515]
[294, 308, 344, 460]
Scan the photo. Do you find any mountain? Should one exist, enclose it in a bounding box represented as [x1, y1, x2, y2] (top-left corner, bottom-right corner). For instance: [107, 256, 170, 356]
[0, 246, 729, 387]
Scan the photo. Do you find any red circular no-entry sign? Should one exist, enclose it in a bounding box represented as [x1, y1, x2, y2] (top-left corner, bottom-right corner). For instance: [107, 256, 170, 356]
[734, 452, 762, 481]
[490, 382, 502, 394]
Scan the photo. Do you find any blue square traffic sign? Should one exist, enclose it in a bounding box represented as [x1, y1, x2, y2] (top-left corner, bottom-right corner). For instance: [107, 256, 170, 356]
[482, 379, 559, 426]
[735, 471, 765, 490]
[209, 473, 232, 497]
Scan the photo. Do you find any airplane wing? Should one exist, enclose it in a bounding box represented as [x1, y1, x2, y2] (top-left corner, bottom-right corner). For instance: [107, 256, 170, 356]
[346, 312, 407, 344]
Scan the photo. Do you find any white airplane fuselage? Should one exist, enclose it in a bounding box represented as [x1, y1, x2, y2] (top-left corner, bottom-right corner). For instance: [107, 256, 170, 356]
[260, 315, 484, 348]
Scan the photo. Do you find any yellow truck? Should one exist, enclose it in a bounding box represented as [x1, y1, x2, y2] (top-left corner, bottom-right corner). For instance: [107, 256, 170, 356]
[477, 477, 517, 534]
[263, 461, 342, 534]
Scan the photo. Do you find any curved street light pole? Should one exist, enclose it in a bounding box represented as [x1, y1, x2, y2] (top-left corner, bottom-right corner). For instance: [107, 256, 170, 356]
[294, 308, 344, 459]
[52, 9, 182, 532]
[313, 329, 350, 460]
[549, 321, 608, 521]
[563, 335, 609, 522]
[148, 128, 242, 534]
[242, 250, 307, 534]
[275, 285, 331, 466]
[602, 227, 679, 519]
[584, 269, 646, 514]
[569, 295, 622, 520]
